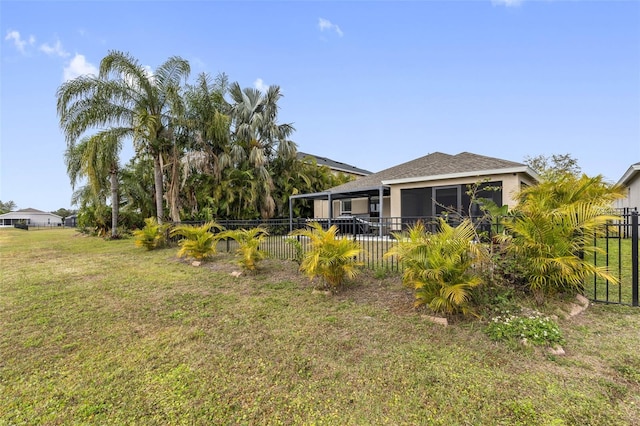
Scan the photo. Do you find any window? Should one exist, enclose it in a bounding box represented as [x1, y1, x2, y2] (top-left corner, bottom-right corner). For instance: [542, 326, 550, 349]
[341, 200, 352, 215]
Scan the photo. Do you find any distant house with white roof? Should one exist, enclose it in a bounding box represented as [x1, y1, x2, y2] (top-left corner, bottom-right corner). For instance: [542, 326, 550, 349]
[0, 208, 63, 227]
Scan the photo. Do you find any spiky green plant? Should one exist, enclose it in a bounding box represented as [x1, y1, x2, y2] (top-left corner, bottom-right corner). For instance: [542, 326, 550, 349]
[170, 221, 223, 260]
[133, 217, 169, 250]
[290, 222, 362, 289]
[499, 203, 620, 302]
[385, 219, 487, 316]
[219, 227, 269, 272]
[498, 173, 624, 303]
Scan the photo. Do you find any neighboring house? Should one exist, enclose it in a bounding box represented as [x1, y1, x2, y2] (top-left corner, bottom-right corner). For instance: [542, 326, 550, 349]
[64, 214, 78, 227]
[290, 152, 539, 225]
[297, 152, 372, 178]
[0, 208, 63, 227]
[614, 162, 640, 210]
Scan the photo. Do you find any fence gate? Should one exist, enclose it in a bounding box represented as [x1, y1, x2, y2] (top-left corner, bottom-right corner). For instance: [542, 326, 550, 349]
[586, 210, 639, 306]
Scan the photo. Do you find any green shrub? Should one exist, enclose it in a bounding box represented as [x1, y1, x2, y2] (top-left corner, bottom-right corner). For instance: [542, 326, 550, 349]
[289, 222, 362, 289]
[497, 173, 624, 303]
[133, 217, 169, 250]
[284, 237, 304, 265]
[170, 221, 223, 260]
[385, 219, 487, 316]
[219, 227, 269, 272]
[484, 312, 564, 347]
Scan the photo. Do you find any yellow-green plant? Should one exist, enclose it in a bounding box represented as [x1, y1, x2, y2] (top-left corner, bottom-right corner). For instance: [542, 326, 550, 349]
[133, 217, 169, 250]
[219, 227, 269, 272]
[170, 221, 223, 260]
[385, 219, 487, 316]
[289, 222, 362, 288]
[498, 173, 624, 303]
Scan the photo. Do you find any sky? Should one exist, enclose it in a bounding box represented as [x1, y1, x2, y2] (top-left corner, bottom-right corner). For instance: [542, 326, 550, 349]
[1, 0, 639, 212]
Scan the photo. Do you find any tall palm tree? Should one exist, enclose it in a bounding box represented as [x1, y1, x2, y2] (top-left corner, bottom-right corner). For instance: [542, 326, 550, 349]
[65, 130, 122, 237]
[228, 82, 297, 218]
[57, 50, 190, 224]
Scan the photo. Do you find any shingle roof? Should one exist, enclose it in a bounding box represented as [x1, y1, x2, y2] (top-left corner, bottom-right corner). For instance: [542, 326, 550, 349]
[297, 152, 372, 176]
[327, 152, 530, 193]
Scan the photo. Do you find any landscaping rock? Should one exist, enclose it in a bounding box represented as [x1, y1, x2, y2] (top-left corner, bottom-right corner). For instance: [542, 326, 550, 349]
[230, 271, 242, 277]
[422, 315, 448, 327]
[568, 303, 587, 317]
[312, 289, 332, 296]
[548, 346, 566, 356]
[191, 261, 201, 267]
[576, 294, 589, 307]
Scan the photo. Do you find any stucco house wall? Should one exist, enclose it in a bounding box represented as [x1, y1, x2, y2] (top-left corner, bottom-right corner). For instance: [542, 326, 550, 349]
[614, 163, 640, 210]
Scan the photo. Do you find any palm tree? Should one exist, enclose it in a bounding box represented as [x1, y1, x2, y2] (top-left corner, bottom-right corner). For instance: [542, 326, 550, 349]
[65, 131, 122, 237]
[500, 173, 625, 303]
[228, 82, 297, 218]
[57, 50, 190, 224]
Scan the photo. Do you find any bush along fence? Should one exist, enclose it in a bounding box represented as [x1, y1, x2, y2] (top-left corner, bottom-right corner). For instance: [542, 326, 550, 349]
[171, 210, 639, 307]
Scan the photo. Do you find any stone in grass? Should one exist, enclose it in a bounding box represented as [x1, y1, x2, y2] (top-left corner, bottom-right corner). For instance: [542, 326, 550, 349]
[230, 271, 242, 278]
[191, 261, 202, 267]
[422, 315, 448, 327]
[575, 294, 589, 307]
[548, 346, 566, 356]
[312, 289, 332, 296]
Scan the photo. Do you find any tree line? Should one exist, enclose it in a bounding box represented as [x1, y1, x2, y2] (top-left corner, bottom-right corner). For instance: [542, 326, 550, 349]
[56, 51, 350, 237]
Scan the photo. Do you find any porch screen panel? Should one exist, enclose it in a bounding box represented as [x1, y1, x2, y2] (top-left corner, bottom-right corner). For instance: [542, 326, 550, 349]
[434, 187, 459, 215]
[462, 181, 503, 216]
[401, 187, 432, 217]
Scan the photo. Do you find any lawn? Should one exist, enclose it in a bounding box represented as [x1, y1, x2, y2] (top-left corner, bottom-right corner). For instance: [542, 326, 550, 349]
[1, 228, 639, 425]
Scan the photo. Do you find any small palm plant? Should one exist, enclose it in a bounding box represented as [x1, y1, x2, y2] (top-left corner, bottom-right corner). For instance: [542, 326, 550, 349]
[170, 221, 224, 261]
[133, 217, 169, 250]
[219, 227, 269, 272]
[499, 203, 620, 303]
[385, 219, 487, 316]
[290, 222, 362, 289]
[498, 173, 624, 303]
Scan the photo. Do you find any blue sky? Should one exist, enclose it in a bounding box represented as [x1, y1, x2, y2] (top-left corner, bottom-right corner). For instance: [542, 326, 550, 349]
[1, 0, 639, 212]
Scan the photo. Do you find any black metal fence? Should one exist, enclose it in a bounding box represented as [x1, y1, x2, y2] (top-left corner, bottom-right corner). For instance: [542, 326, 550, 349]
[173, 210, 640, 307]
[585, 209, 639, 306]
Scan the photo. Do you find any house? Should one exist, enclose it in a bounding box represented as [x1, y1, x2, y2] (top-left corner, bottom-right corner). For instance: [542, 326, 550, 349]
[289, 152, 539, 231]
[0, 208, 63, 227]
[614, 162, 640, 210]
[297, 152, 372, 178]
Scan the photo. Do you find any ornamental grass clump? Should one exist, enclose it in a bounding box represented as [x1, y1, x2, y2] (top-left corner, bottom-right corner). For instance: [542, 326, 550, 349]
[484, 312, 564, 347]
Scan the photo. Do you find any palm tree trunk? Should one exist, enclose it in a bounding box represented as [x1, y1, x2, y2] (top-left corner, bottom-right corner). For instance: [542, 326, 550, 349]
[153, 153, 164, 224]
[110, 169, 119, 237]
[167, 144, 182, 223]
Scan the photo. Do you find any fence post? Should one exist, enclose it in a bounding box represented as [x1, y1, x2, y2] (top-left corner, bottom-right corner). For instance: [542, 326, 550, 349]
[632, 211, 638, 307]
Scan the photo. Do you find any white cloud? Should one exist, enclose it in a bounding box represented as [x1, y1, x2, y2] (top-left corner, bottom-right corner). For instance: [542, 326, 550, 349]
[4, 30, 35, 54]
[39, 39, 69, 58]
[491, 0, 524, 7]
[63, 53, 98, 81]
[318, 18, 343, 37]
[254, 78, 268, 92]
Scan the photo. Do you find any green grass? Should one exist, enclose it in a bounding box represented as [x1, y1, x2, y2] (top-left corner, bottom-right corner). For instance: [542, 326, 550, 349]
[1, 228, 639, 425]
[586, 238, 637, 305]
